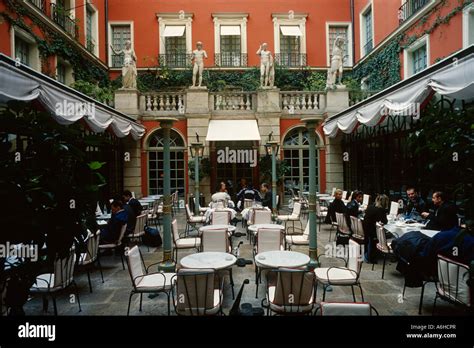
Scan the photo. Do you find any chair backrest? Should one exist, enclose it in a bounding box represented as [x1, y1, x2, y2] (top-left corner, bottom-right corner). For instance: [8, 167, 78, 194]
[302, 221, 310, 237]
[211, 210, 231, 225]
[342, 191, 347, 200]
[436, 254, 471, 307]
[84, 229, 100, 263]
[347, 239, 362, 274]
[173, 191, 179, 205]
[319, 302, 373, 316]
[125, 245, 146, 288]
[52, 245, 76, 289]
[172, 219, 180, 243]
[116, 223, 128, 245]
[375, 222, 389, 252]
[134, 214, 147, 235]
[362, 194, 370, 206]
[253, 209, 272, 225]
[257, 228, 283, 253]
[244, 199, 254, 209]
[175, 268, 217, 315]
[271, 269, 315, 312]
[350, 216, 365, 239]
[347, 191, 353, 201]
[211, 200, 225, 209]
[331, 187, 336, 196]
[335, 212, 350, 234]
[185, 204, 193, 218]
[389, 201, 399, 216]
[291, 202, 302, 217]
[202, 229, 229, 252]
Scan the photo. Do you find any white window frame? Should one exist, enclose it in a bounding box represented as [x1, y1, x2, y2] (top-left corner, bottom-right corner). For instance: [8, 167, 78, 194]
[272, 13, 307, 56]
[50, 0, 76, 19]
[10, 26, 41, 71]
[326, 22, 353, 67]
[84, 1, 99, 56]
[463, 3, 474, 48]
[212, 13, 248, 58]
[157, 13, 193, 56]
[403, 34, 430, 79]
[55, 56, 74, 85]
[108, 21, 134, 68]
[359, 1, 374, 58]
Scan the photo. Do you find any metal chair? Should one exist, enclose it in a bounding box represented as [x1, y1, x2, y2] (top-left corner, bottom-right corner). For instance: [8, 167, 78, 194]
[373, 222, 393, 279]
[172, 268, 224, 316]
[350, 216, 365, 245]
[30, 245, 81, 315]
[277, 202, 303, 233]
[316, 302, 379, 316]
[285, 220, 309, 250]
[126, 213, 148, 250]
[125, 245, 175, 315]
[171, 219, 201, 262]
[185, 203, 206, 237]
[77, 229, 104, 293]
[262, 268, 316, 315]
[99, 223, 128, 270]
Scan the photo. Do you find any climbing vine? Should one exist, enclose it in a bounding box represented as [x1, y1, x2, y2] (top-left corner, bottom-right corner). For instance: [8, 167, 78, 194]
[2, 0, 109, 87]
[351, 0, 472, 91]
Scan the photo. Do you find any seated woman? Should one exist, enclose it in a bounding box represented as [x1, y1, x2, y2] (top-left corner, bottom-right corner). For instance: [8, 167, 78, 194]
[100, 200, 128, 244]
[325, 189, 346, 224]
[211, 181, 234, 208]
[362, 194, 389, 263]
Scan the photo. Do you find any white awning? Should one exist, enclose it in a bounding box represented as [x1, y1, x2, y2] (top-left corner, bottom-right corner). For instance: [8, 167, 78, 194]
[206, 120, 261, 141]
[163, 25, 185, 37]
[0, 54, 145, 140]
[323, 49, 474, 138]
[220, 25, 241, 36]
[280, 26, 302, 36]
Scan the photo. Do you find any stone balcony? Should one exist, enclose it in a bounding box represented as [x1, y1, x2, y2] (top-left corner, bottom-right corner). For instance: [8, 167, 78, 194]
[125, 88, 329, 119]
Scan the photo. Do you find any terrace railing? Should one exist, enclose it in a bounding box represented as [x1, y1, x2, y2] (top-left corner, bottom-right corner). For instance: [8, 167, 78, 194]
[142, 92, 186, 114]
[214, 53, 248, 67]
[50, 3, 79, 39]
[398, 0, 429, 25]
[275, 53, 307, 68]
[158, 53, 193, 68]
[281, 91, 326, 113]
[210, 92, 256, 111]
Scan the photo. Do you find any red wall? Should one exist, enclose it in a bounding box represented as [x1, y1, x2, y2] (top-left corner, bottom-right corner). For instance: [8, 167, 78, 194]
[107, 0, 351, 68]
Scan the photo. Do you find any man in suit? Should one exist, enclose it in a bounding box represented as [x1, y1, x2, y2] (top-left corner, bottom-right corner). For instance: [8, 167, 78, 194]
[259, 183, 272, 209]
[403, 186, 426, 217]
[100, 200, 128, 244]
[421, 191, 458, 231]
[346, 190, 363, 230]
[122, 190, 143, 234]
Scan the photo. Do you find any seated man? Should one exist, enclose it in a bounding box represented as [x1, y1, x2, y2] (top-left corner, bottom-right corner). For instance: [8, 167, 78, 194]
[122, 190, 143, 234]
[259, 183, 272, 210]
[236, 182, 261, 210]
[402, 186, 426, 218]
[345, 190, 363, 231]
[421, 191, 458, 231]
[325, 189, 347, 224]
[100, 200, 128, 244]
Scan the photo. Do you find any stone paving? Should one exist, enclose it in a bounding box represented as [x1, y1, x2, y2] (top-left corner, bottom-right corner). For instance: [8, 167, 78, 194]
[23, 207, 464, 316]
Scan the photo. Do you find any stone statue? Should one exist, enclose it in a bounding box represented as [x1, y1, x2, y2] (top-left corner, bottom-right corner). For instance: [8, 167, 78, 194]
[257, 43, 275, 88]
[326, 36, 345, 89]
[191, 41, 208, 87]
[110, 40, 137, 89]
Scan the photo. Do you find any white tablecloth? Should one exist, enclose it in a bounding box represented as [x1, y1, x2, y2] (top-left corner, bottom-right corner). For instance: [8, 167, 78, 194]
[384, 223, 440, 238]
[204, 208, 237, 223]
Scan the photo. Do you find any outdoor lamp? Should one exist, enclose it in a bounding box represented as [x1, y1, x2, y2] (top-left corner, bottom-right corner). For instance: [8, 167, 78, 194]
[265, 140, 280, 156]
[189, 142, 204, 158]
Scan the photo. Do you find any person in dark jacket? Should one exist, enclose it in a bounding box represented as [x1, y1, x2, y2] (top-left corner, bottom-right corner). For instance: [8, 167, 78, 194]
[236, 182, 261, 210]
[259, 183, 272, 209]
[122, 190, 143, 234]
[100, 200, 128, 244]
[363, 194, 389, 263]
[403, 187, 426, 217]
[325, 189, 347, 224]
[346, 190, 363, 230]
[421, 191, 458, 231]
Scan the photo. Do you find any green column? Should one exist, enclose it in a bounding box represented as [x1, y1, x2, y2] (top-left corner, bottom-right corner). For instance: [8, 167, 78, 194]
[271, 149, 277, 216]
[194, 154, 200, 215]
[158, 118, 177, 272]
[303, 118, 320, 269]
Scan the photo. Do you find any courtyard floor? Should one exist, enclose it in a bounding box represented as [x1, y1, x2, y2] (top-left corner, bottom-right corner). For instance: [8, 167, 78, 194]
[23, 206, 465, 316]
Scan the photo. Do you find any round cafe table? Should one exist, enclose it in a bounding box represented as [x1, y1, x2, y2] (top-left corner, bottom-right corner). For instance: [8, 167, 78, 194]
[199, 224, 237, 235]
[255, 250, 310, 269]
[180, 251, 237, 270]
[248, 223, 285, 236]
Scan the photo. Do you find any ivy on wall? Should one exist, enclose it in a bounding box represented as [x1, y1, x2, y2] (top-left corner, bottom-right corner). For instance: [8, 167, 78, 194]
[1, 0, 110, 89]
[350, 0, 472, 91]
